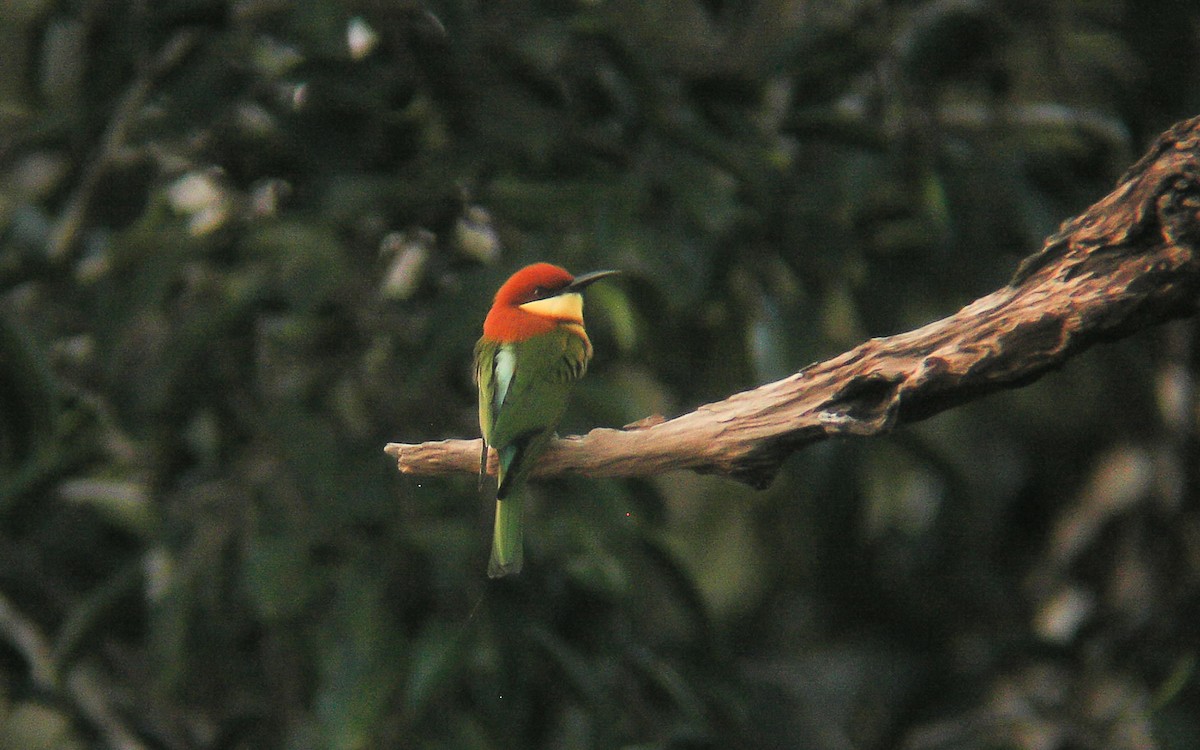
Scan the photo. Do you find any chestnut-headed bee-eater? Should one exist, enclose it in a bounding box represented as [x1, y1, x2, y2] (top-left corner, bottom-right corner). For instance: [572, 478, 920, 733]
[474, 262, 619, 577]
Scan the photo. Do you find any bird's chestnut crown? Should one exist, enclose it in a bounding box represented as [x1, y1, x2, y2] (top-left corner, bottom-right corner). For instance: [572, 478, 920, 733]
[493, 263, 575, 306]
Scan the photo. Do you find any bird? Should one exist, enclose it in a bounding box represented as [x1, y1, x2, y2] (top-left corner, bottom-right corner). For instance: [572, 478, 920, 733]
[474, 262, 619, 577]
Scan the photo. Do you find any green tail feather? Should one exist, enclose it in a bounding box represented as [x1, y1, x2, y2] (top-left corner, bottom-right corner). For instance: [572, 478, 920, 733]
[488, 444, 526, 578]
[488, 495, 523, 577]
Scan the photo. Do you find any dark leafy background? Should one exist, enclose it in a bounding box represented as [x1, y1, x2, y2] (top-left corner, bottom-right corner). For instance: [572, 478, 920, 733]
[1, 1, 1199, 748]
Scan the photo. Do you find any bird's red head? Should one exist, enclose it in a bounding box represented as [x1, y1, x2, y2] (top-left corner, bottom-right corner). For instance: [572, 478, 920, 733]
[492, 263, 576, 308]
[483, 263, 579, 342]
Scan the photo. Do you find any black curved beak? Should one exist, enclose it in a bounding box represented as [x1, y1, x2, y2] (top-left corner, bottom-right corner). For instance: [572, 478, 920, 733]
[566, 269, 621, 293]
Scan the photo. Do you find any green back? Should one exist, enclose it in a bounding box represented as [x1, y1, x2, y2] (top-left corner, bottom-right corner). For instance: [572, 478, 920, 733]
[475, 328, 590, 497]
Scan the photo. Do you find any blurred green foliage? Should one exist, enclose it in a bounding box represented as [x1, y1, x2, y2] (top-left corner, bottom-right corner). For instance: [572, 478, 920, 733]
[1, 1, 1199, 748]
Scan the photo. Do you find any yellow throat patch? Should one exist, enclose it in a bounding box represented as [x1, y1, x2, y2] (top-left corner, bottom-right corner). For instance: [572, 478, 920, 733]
[518, 292, 583, 322]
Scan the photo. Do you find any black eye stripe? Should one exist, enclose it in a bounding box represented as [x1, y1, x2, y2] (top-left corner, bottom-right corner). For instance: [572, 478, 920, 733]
[525, 282, 568, 302]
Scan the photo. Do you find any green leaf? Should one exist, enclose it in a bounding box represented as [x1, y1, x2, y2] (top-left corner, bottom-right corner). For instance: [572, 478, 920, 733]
[313, 573, 404, 750]
[400, 622, 463, 723]
[0, 313, 61, 508]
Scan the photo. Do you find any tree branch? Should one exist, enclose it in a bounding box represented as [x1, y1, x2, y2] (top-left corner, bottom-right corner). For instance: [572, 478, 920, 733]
[385, 114, 1200, 488]
[0, 591, 147, 750]
[47, 29, 199, 262]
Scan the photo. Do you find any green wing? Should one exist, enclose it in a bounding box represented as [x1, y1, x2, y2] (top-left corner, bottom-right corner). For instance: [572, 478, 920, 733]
[479, 328, 589, 495]
[473, 337, 501, 482]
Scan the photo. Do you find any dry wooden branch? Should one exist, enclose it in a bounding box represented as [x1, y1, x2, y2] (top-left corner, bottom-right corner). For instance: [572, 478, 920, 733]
[386, 115, 1200, 488]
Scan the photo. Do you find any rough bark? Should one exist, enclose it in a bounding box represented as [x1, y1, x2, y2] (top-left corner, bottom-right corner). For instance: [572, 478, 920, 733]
[385, 114, 1200, 489]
